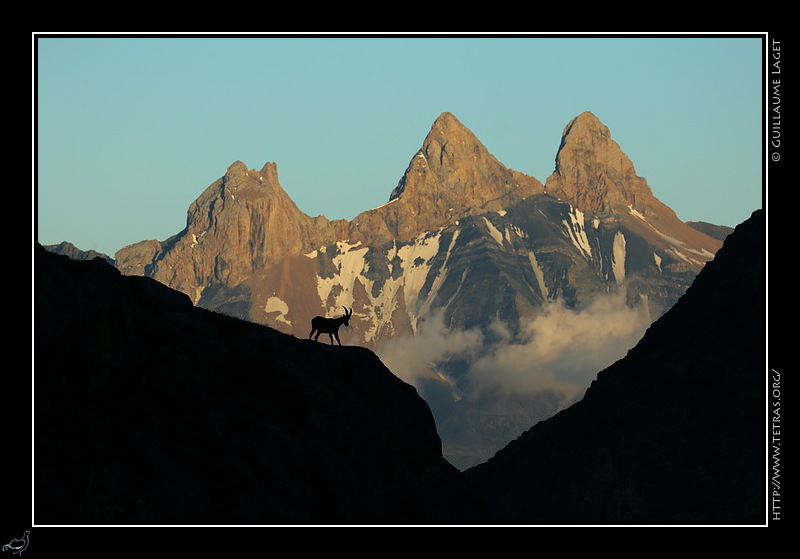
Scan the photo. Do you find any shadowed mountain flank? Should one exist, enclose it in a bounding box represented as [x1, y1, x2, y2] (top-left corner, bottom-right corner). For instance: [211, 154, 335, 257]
[463, 209, 765, 524]
[44, 240, 115, 265]
[34, 244, 486, 525]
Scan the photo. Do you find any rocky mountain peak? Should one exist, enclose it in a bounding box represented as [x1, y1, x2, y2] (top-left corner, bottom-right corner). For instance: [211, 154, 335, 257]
[116, 161, 348, 301]
[545, 111, 655, 214]
[390, 112, 541, 203]
[115, 110, 723, 311]
[359, 112, 542, 242]
[184, 160, 313, 271]
[422, 110, 466, 139]
[543, 111, 720, 257]
[215, 161, 285, 201]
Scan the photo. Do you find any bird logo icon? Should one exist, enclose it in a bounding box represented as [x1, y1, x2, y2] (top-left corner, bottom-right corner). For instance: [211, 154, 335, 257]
[2, 531, 29, 555]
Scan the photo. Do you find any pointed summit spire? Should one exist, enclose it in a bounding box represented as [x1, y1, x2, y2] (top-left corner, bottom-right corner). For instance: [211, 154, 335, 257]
[389, 112, 495, 201]
[545, 111, 654, 214]
[388, 112, 542, 205]
[430, 110, 467, 132]
[366, 112, 542, 242]
[545, 111, 722, 256]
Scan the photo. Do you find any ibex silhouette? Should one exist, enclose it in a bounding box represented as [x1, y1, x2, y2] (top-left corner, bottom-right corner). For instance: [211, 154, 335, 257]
[309, 306, 353, 345]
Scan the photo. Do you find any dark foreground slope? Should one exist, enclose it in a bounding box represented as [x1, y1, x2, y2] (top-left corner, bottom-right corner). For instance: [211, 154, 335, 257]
[34, 244, 485, 525]
[464, 209, 766, 525]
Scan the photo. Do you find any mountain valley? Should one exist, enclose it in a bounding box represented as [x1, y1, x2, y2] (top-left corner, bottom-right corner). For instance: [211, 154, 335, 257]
[54, 111, 727, 466]
[33, 207, 766, 524]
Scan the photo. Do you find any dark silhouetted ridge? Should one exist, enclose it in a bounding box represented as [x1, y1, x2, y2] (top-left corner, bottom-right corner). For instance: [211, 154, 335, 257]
[34, 245, 486, 524]
[464, 210, 765, 525]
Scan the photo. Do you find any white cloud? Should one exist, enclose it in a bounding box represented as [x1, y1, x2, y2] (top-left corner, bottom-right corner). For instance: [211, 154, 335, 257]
[469, 291, 652, 401]
[377, 290, 654, 407]
[376, 311, 483, 388]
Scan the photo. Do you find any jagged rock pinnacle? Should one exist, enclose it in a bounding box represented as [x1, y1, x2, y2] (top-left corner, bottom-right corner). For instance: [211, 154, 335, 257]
[545, 111, 656, 214]
[390, 112, 512, 201]
[368, 112, 542, 241]
[544, 111, 721, 256]
[116, 161, 350, 300]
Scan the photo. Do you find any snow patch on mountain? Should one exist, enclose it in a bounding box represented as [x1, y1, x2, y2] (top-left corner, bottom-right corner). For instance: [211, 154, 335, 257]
[628, 205, 646, 221]
[505, 224, 527, 243]
[563, 207, 592, 259]
[666, 247, 706, 267]
[419, 229, 460, 319]
[483, 217, 504, 245]
[528, 251, 549, 300]
[612, 231, 626, 285]
[316, 241, 369, 312]
[359, 272, 404, 343]
[397, 230, 442, 332]
[370, 197, 399, 211]
[264, 296, 292, 326]
[312, 230, 452, 341]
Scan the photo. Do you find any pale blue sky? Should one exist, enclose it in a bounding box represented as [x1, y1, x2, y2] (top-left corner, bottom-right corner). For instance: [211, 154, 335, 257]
[35, 33, 765, 257]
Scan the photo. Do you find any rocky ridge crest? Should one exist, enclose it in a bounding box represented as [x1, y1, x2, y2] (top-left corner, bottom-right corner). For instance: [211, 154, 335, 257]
[36, 243, 485, 524]
[116, 111, 719, 310]
[545, 111, 720, 257]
